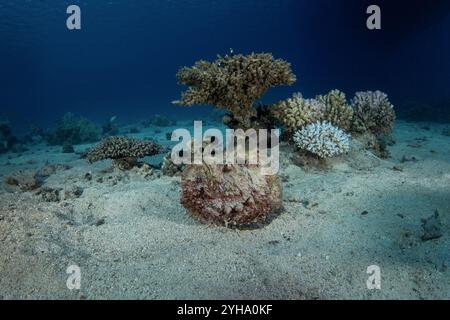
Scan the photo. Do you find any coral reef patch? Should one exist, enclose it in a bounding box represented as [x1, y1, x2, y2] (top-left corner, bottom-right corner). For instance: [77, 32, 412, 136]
[45, 113, 101, 146]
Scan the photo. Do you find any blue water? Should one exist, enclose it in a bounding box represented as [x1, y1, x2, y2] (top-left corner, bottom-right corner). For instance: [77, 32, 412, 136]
[1, 0, 449, 133]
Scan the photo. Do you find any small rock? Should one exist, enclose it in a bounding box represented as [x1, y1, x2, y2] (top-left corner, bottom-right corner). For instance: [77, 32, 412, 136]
[62, 143, 75, 153]
[36, 164, 72, 178]
[64, 186, 83, 199]
[401, 155, 419, 163]
[95, 218, 105, 226]
[306, 202, 319, 209]
[421, 209, 443, 241]
[36, 187, 61, 202]
[84, 172, 92, 181]
[361, 210, 369, 216]
[286, 195, 302, 203]
[4, 170, 41, 191]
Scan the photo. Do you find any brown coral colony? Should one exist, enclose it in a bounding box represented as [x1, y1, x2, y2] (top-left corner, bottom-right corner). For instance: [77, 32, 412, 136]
[87, 136, 166, 170]
[175, 53, 296, 129]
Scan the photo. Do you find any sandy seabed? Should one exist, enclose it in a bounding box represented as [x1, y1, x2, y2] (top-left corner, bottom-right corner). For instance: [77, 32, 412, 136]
[0, 120, 449, 299]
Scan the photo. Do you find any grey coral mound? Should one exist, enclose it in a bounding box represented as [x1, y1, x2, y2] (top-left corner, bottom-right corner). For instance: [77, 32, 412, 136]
[87, 136, 166, 170]
[175, 52, 296, 128]
[293, 121, 350, 158]
[351, 90, 396, 135]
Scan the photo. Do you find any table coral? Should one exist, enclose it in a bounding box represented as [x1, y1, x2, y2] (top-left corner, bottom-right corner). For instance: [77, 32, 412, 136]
[175, 52, 296, 129]
[86, 136, 166, 170]
[316, 89, 353, 131]
[181, 163, 283, 227]
[351, 90, 396, 135]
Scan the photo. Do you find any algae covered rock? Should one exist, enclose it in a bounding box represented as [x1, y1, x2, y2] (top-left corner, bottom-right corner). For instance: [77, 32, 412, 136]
[421, 210, 443, 241]
[181, 164, 283, 227]
[5, 170, 42, 191]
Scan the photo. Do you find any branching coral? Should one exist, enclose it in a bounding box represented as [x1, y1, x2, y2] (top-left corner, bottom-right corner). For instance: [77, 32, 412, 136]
[86, 136, 166, 170]
[316, 89, 353, 131]
[181, 163, 283, 227]
[293, 121, 350, 158]
[175, 52, 296, 128]
[46, 112, 101, 145]
[351, 90, 396, 135]
[271, 93, 325, 136]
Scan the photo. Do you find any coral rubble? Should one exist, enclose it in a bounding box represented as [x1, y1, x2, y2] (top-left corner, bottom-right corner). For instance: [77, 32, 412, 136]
[4, 170, 42, 191]
[86, 136, 166, 170]
[175, 52, 296, 128]
[161, 152, 186, 177]
[181, 163, 283, 227]
[351, 91, 396, 135]
[293, 121, 350, 159]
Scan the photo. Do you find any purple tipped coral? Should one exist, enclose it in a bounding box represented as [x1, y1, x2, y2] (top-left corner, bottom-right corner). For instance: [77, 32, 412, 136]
[351, 91, 396, 135]
[86, 136, 166, 170]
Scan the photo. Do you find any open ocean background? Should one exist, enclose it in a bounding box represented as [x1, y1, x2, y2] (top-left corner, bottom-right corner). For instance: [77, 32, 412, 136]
[1, 0, 449, 133]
